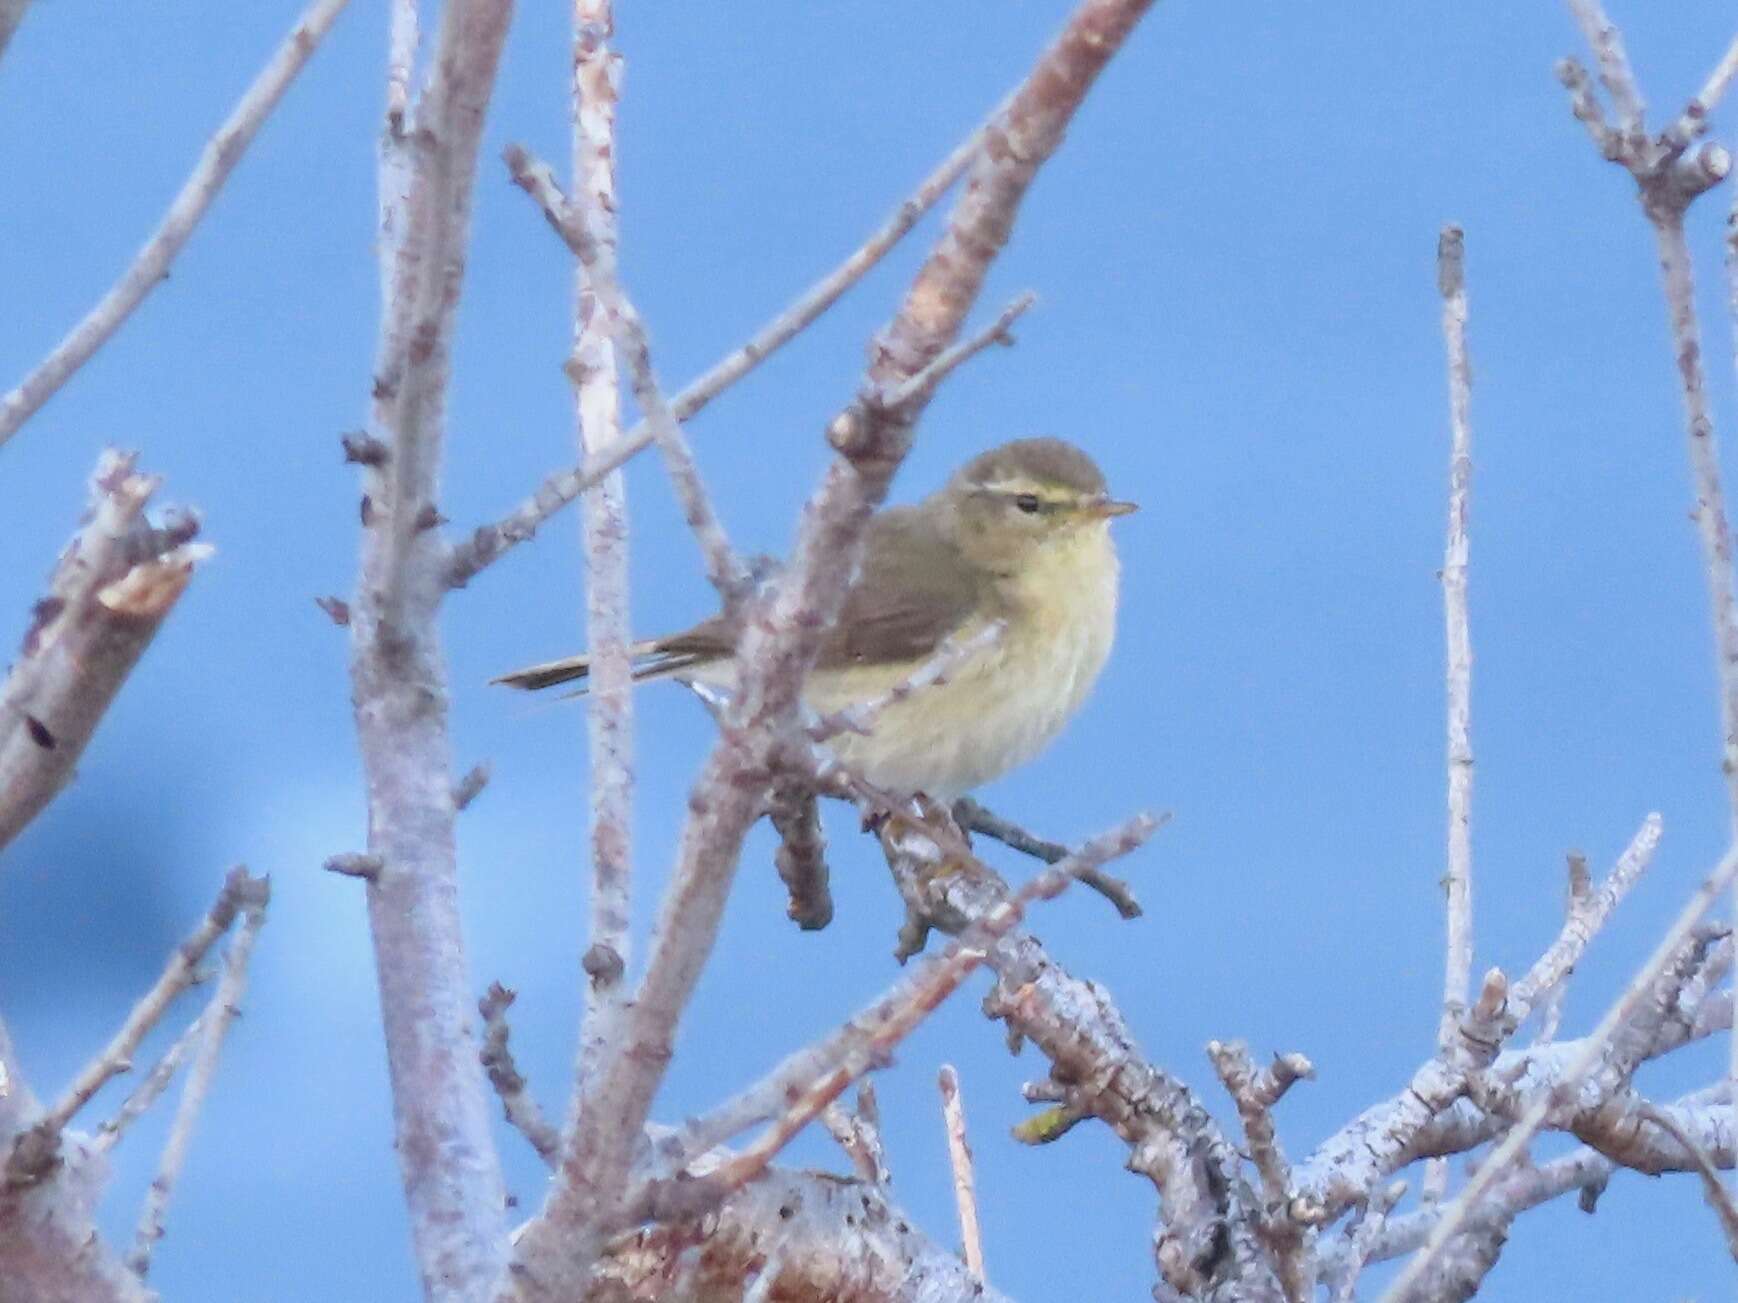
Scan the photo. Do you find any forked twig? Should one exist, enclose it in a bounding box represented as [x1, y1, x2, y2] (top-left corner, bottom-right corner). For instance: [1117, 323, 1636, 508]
[127, 878, 270, 1278]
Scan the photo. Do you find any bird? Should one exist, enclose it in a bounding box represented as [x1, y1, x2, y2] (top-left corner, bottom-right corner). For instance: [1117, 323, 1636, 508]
[494, 437, 1136, 800]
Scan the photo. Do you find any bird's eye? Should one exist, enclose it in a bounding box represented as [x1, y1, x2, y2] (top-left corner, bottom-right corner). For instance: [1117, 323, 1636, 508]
[1014, 493, 1042, 515]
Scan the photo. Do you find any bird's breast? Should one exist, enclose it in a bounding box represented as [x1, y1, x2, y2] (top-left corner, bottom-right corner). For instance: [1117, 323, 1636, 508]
[809, 529, 1120, 798]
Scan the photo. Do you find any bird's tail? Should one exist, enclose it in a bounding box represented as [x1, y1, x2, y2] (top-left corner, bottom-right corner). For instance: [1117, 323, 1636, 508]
[492, 639, 716, 693]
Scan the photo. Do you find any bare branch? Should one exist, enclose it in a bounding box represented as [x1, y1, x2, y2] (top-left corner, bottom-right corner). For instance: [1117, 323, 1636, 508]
[126, 877, 269, 1279]
[1382, 843, 1738, 1300]
[1435, 223, 1476, 1082]
[0, 0, 354, 447]
[0, 452, 210, 854]
[937, 1065, 985, 1285]
[5, 868, 265, 1191]
[346, 0, 517, 1293]
[478, 984, 559, 1167]
[445, 107, 989, 590]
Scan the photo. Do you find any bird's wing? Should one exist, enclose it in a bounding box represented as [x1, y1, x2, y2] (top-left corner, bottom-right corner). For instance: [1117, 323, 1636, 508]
[817, 504, 981, 670]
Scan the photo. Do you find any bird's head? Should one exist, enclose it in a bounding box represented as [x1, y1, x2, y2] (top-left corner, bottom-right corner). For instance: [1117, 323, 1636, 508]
[939, 437, 1136, 574]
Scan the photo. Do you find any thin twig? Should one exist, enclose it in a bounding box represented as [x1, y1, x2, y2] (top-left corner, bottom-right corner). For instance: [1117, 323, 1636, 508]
[92, 1014, 206, 1154]
[938, 1065, 985, 1284]
[0, 452, 210, 853]
[1436, 224, 1476, 1065]
[0, 0, 354, 446]
[1382, 843, 1738, 1300]
[126, 877, 270, 1279]
[445, 114, 988, 589]
[881, 293, 1036, 410]
[502, 144, 745, 597]
[1535, 850, 1593, 1044]
[478, 984, 559, 1167]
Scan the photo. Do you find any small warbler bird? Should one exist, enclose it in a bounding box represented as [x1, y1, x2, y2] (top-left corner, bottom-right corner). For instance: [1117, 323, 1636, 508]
[495, 437, 1135, 799]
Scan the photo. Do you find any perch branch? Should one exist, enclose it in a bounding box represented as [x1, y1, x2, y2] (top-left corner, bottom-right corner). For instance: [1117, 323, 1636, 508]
[664, 816, 1158, 1176]
[0, 452, 209, 854]
[0, 0, 354, 447]
[662, 818, 1159, 1216]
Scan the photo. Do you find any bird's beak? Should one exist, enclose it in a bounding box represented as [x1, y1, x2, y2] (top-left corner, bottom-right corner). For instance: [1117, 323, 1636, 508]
[1089, 495, 1138, 519]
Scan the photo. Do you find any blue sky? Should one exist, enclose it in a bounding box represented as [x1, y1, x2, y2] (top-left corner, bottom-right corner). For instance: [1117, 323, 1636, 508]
[3, 1, 1738, 1298]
